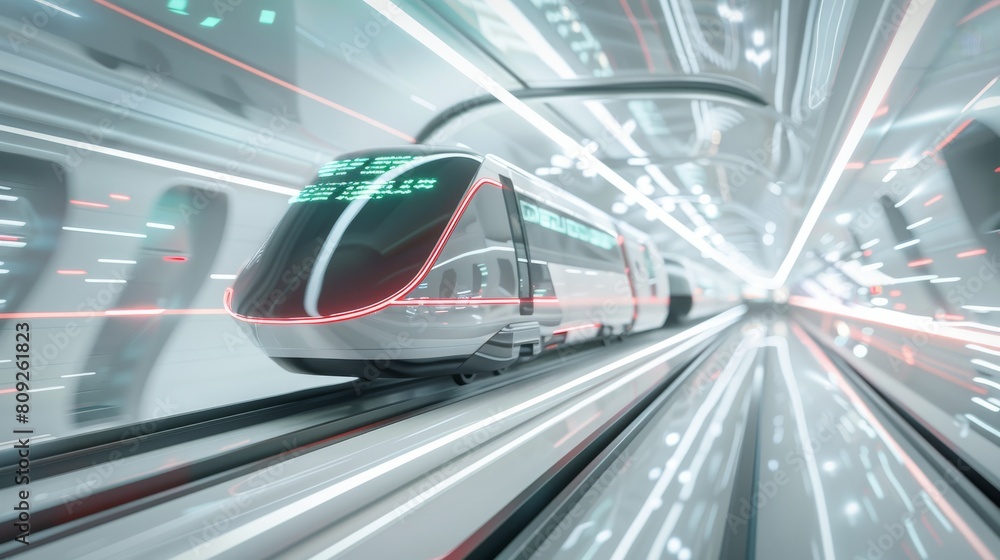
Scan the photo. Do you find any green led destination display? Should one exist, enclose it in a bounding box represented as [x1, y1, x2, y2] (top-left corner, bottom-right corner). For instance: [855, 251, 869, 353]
[291, 155, 438, 203]
[519, 199, 616, 250]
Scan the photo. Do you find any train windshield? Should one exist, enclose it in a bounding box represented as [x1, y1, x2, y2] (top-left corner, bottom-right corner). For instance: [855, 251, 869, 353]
[231, 151, 483, 318]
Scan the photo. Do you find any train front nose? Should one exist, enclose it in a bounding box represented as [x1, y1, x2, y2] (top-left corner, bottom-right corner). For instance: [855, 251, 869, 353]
[226, 149, 483, 344]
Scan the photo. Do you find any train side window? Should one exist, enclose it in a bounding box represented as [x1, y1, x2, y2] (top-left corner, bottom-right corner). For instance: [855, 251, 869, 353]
[498, 258, 516, 295]
[440, 269, 457, 298]
[529, 262, 556, 297]
[402, 177, 518, 301]
[517, 195, 622, 272]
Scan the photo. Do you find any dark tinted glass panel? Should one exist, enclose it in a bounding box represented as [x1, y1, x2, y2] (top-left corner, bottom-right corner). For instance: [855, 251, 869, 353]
[231, 151, 482, 318]
[401, 183, 518, 301]
[518, 196, 622, 272]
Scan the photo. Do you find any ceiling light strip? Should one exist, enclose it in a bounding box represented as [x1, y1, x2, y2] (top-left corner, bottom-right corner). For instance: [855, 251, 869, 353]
[363, 0, 771, 287]
[771, 0, 937, 287]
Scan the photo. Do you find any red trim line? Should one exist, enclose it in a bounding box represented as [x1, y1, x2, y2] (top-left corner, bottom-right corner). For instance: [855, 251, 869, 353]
[935, 119, 973, 152]
[923, 194, 943, 207]
[959, 0, 1000, 25]
[226, 178, 507, 325]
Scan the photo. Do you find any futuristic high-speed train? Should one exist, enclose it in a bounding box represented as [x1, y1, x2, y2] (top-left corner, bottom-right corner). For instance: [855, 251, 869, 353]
[226, 146, 739, 383]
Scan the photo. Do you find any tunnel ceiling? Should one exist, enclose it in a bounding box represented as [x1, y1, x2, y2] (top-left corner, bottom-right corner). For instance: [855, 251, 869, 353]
[17, 0, 986, 286]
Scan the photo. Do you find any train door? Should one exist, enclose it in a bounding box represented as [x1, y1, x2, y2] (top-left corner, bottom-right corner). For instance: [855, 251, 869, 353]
[497, 173, 562, 332]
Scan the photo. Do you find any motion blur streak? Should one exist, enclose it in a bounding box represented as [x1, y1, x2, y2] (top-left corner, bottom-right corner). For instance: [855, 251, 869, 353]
[169, 307, 745, 559]
[792, 324, 999, 560]
[0, 309, 227, 320]
[790, 296, 1000, 351]
[0, 123, 299, 196]
[307, 312, 738, 560]
[771, 0, 937, 288]
[92, 0, 417, 143]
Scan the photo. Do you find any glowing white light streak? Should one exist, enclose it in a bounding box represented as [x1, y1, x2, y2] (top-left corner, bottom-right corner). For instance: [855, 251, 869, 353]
[362, 0, 769, 286]
[963, 76, 999, 112]
[0, 124, 299, 197]
[171, 307, 746, 559]
[63, 226, 147, 238]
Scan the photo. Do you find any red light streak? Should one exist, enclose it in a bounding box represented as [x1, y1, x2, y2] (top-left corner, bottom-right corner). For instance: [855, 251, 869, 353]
[923, 194, 943, 206]
[959, 0, 1000, 25]
[163, 255, 188, 262]
[0, 235, 20, 241]
[869, 157, 898, 165]
[957, 249, 987, 258]
[936, 313, 965, 322]
[921, 513, 944, 546]
[894, 303, 907, 311]
[845, 162, 866, 170]
[935, 119, 973, 152]
[57, 270, 87, 275]
[863, 249, 873, 257]
[92, 0, 416, 143]
[619, 0, 654, 72]
[640, 0, 667, 68]
[70, 200, 110, 208]
[889, 290, 901, 297]
[908, 258, 933, 267]
[109, 193, 131, 201]
[873, 105, 890, 118]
